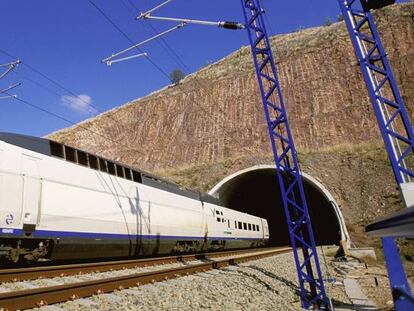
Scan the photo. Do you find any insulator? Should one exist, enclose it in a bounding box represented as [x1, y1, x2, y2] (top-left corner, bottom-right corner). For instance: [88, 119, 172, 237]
[219, 21, 245, 30]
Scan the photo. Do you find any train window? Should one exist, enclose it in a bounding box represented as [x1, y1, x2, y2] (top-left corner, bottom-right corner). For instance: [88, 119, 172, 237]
[99, 158, 107, 172]
[77, 151, 88, 166]
[217, 217, 221, 222]
[132, 171, 142, 183]
[65, 146, 77, 163]
[124, 168, 132, 180]
[235, 221, 237, 229]
[257, 225, 260, 231]
[220, 211, 223, 215]
[216, 210, 220, 215]
[107, 162, 116, 175]
[116, 164, 124, 178]
[243, 223, 247, 230]
[222, 218, 225, 223]
[238, 221, 242, 229]
[50, 141, 64, 158]
[228, 220, 230, 228]
[89, 155, 98, 170]
[248, 224, 252, 231]
[252, 224, 256, 231]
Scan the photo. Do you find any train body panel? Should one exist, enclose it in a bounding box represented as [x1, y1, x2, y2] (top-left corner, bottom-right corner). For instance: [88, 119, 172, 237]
[0, 133, 269, 263]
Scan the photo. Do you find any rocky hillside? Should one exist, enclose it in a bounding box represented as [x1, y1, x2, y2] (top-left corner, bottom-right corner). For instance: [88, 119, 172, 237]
[50, 3, 414, 173]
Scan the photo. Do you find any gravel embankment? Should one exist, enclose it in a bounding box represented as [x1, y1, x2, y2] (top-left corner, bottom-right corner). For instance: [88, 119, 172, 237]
[0, 261, 200, 293]
[0, 250, 280, 293]
[27, 252, 353, 311]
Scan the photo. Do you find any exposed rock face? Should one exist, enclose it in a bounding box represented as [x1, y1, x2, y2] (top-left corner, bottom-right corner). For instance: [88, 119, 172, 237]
[49, 4, 414, 173]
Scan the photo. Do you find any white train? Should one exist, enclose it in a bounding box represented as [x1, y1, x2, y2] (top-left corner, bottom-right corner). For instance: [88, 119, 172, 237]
[0, 133, 269, 263]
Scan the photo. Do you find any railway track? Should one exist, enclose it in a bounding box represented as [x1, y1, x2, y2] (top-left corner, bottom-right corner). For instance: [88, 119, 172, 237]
[0, 247, 290, 310]
[0, 247, 276, 283]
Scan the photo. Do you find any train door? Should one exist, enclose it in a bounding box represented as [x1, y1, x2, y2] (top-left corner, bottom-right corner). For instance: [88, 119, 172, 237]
[21, 156, 41, 232]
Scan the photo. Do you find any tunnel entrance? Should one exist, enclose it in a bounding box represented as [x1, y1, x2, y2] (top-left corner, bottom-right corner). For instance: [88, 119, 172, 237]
[209, 165, 349, 246]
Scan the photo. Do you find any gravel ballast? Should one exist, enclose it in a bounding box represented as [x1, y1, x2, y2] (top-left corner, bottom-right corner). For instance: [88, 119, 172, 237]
[27, 252, 352, 311]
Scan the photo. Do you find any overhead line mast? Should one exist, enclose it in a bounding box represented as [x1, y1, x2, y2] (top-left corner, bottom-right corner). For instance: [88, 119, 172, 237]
[241, 0, 329, 308]
[338, 0, 414, 310]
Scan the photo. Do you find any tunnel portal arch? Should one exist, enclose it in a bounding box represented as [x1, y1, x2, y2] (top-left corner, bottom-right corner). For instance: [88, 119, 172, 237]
[209, 165, 350, 246]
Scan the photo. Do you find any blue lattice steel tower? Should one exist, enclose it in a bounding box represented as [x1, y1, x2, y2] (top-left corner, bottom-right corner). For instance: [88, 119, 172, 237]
[241, 0, 329, 308]
[338, 0, 414, 310]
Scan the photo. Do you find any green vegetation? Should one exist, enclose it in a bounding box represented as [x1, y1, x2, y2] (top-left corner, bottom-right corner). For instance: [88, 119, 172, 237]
[170, 69, 186, 84]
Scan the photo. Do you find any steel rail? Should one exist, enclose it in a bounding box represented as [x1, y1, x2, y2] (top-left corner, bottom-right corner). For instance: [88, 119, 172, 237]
[0, 247, 282, 283]
[0, 247, 290, 310]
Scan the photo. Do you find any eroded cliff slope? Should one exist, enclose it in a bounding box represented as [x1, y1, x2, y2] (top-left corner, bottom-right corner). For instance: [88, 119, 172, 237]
[50, 3, 414, 173]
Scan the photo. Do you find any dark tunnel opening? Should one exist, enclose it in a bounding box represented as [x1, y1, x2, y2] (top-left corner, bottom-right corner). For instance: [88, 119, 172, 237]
[214, 169, 342, 246]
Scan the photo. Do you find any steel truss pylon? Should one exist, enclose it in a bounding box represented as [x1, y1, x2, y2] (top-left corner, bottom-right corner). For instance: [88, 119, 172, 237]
[338, 0, 414, 310]
[241, 0, 329, 309]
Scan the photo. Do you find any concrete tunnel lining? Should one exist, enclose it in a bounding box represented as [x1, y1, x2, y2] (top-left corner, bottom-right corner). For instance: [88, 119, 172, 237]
[209, 165, 350, 246]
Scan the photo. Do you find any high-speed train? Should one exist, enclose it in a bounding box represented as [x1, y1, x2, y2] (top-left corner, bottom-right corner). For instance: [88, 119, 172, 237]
[0, 133, 269, 263]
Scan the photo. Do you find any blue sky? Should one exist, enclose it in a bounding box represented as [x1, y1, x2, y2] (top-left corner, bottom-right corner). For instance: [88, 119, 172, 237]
[0, 0, 409, 136]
